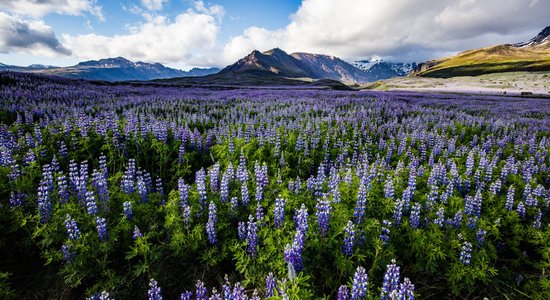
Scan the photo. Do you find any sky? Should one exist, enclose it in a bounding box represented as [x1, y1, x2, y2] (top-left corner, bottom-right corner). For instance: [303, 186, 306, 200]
[0, 0, 548, 70]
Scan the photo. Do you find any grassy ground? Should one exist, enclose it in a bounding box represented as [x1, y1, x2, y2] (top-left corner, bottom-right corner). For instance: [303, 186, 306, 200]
[362, 71, 550, 96]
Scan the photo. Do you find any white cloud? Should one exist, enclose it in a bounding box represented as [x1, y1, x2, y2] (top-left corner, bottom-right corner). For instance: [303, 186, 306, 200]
[0, 11, 70, 56]
[193, 1, 224, 21]
[222, 0, 550, 63]
[0, 0, 104, 21]
[62, 3, 223, 66]
[141, 0, 167, 11]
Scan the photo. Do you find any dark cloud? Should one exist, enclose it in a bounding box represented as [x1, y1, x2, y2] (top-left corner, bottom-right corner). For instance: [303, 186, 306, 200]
[0, 12, 71, 55]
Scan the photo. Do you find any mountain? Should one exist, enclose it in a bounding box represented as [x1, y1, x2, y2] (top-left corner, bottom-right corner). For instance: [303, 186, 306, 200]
[514, 26, 550, 47]
[220, 48, 310, 78]
[0, 57, 219, 81]
[353, 59, 416, 80]
[290, 52, 371, 83]
[218, 48, 371, 83]
[414, 26, 550, 78]
[27, 64, 58, 69]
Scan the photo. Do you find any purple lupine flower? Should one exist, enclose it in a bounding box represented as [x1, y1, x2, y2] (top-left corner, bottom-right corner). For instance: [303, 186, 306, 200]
[9, 191, 23, 208]
[465, 151, 474, 176]
[237, 152, 248, 183]
[284, 230, 305, 272]
[86, 191, 98, 215]
[384, 178, 394, 199]
[195, 280, 207, 300]
[61, 243, 75, 263]
[211, 289, 223, 300]
[57, 175, 69, 204]
[342, 220, 355, 256]
[178, 178, 189, 206]
[220, 173, 230, 203]
[452, 210, 463, 228]
[64, 214, 81, 240]
[294, 176, 302, 194]
[137, 177, 147, 203]
[255, 183, 264, 203]
[155, 177, 164, 199]
[256, 204, 264, 224]
[398, 278, 415, 300]
[209, 162, 220, 193]
[337, 285, 349, 300]
[99, 154, 108, 178]
[476, 229, 486, 247]
[232, 282, 246, 299]
[393, 200, 404, 227]
[92, 169, 109, 208]
[516, 201, 526, 219]
[353, 183, 367, 224]
[182, 203, 191, 228]
[87, 291, 112, 300]
[473, 190, 483, 217]
[489, 179, 501, 195]
[434, 207, 445, 227]
[409, 203, 421, 229]
[274, 196, 285, 228]
[196, 168, 207, 207]
[180, 291, 192, 300]
[123, 201, 133, 220]
[37, 182, 52, 223]
[467, 216, 478, 230]
[351, 266, 368, 300]
[133, 225, 143, 239]
[222, 275, 232, 299]
[381, 259, 400, 300]
[241, 181, 249, 206]
[148, 278, 163, 300]
[265, 272, 277, 298]
[533, 209, 542, 229]
[247, 215, 258, 257]
[96, 217, 108, 241]
[380, 220, 391, 245]
[460, 242, 472, 265]
[228, 138, 234, 154]
[315, 196, 331, 237]
[294, 204, 308, 233]
[238, 221, 247, 240]
[230, 196, 238, 217]
[206, 201, 217, 245]
[332, 186, 341, 204]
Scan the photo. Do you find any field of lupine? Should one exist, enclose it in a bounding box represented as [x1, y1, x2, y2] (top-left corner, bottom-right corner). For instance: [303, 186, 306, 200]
[0, 72, 549, 300]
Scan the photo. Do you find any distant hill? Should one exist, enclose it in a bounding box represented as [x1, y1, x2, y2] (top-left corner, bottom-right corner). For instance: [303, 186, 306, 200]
[414, 26, 550, 78]
[218, 48, 371, 83]
[0, 57, 219, 82]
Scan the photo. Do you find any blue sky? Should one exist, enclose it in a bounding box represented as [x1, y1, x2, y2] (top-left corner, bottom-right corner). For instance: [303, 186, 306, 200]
[0, 0, 548, 69]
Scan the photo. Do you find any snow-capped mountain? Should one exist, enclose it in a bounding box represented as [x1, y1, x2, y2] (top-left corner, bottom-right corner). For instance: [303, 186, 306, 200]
[27, 64, 58, 69]
[513, 26, 550, 48]
[353, 59, 416, 80]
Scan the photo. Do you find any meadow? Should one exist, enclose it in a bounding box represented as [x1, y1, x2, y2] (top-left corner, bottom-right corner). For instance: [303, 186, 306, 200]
[0, 72, 549, 299]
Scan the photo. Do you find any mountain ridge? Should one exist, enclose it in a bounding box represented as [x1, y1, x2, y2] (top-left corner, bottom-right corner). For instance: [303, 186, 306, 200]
[219, 48, 374, 83]
[0, 58, 220, 82]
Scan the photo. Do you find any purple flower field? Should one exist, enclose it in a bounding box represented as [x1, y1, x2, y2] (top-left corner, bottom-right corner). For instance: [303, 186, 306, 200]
[0, 72, 549, 299]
